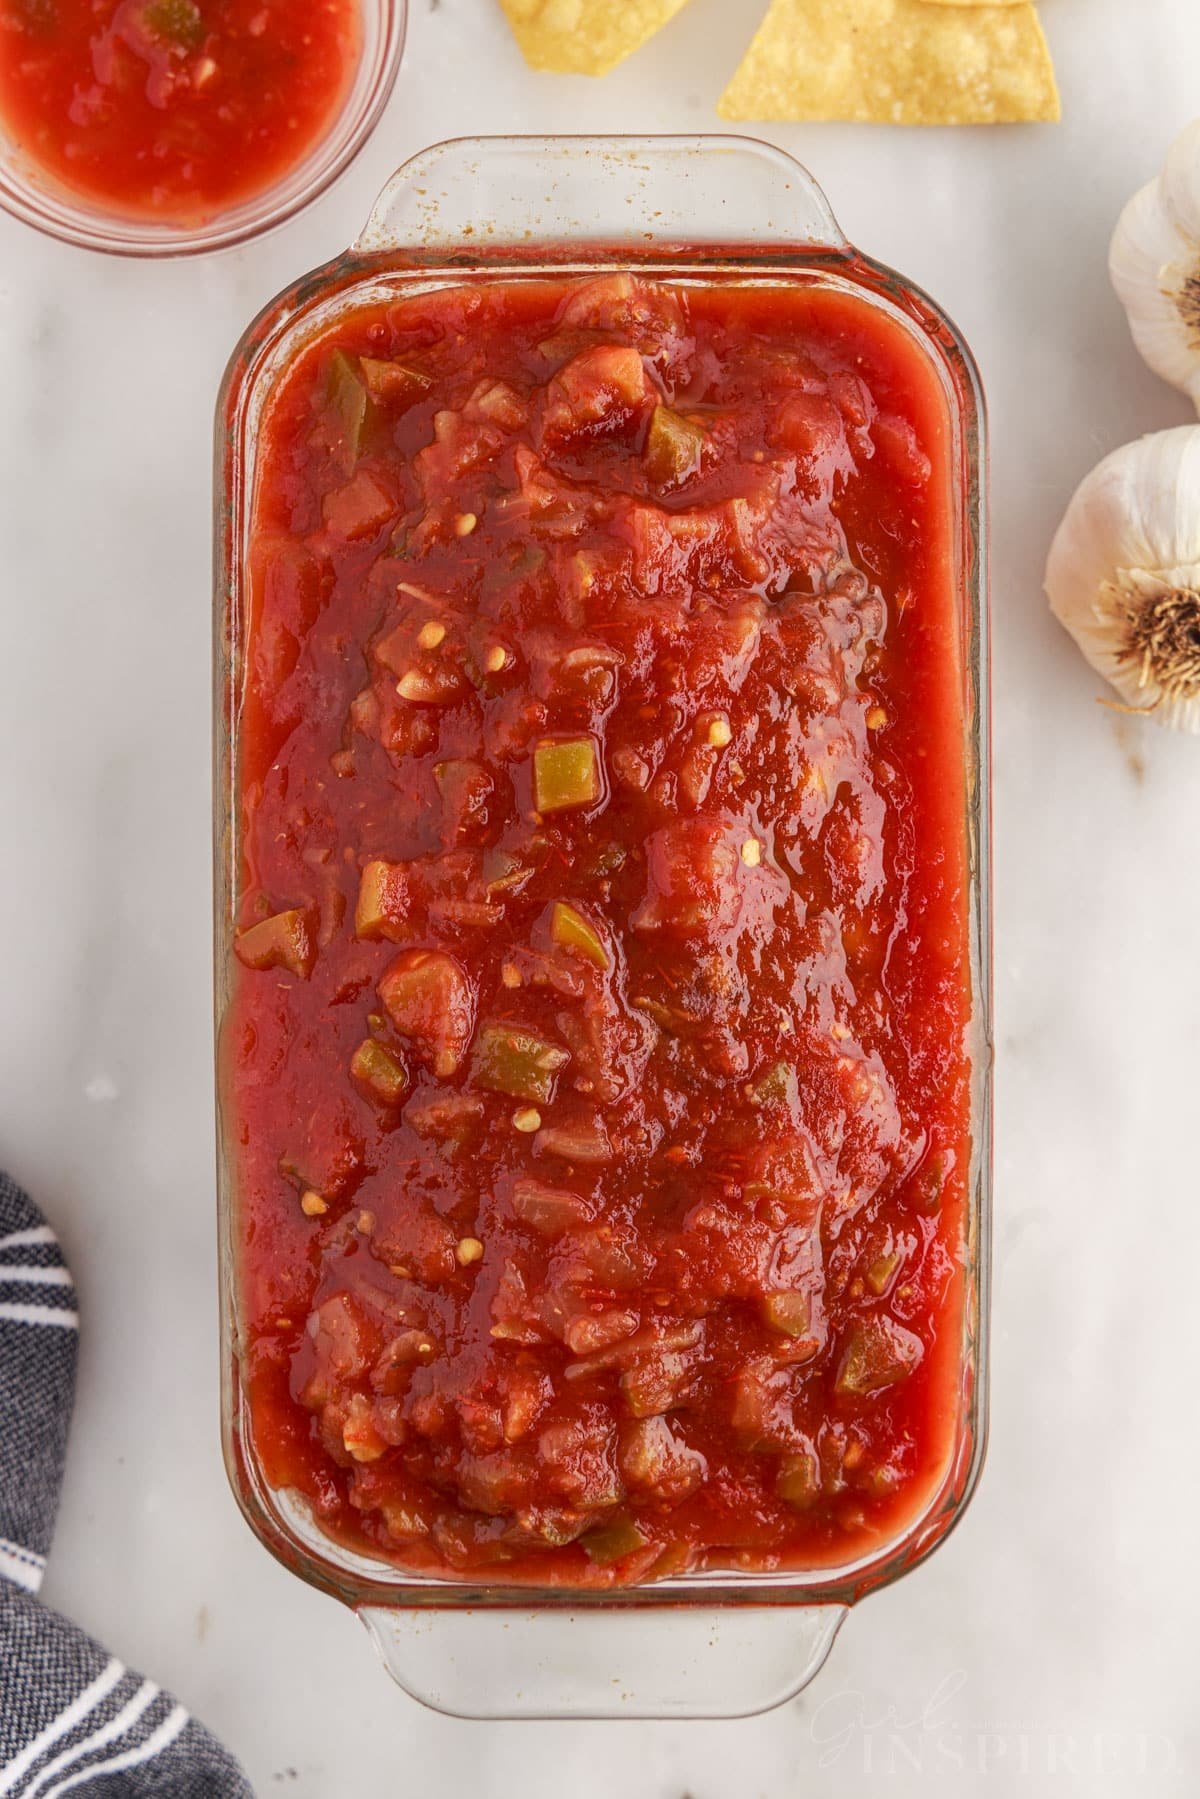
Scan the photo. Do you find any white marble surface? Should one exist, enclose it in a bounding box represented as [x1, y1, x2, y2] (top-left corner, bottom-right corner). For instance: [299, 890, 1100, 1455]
[2, 0, 1199, 1792]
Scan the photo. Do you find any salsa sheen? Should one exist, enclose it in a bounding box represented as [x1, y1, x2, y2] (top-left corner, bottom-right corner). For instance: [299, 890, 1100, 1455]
[0, 0, 359, 223]
[225, 273, 973, 1588]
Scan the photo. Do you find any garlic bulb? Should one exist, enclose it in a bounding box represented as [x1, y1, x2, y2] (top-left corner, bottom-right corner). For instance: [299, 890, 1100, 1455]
[1110, 119, 1200, 407]
[1045, 427, 1200, 731]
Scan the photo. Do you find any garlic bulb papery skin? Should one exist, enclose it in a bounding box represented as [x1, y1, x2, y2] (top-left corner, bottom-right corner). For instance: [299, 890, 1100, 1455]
[1110, 119, 1200, 408]
[1045, 427, 1200, 732]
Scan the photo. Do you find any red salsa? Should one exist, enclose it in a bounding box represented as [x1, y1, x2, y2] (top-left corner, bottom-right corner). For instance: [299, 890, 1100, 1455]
[225, 273, 973, 1587]
[0, 0, 359, 223]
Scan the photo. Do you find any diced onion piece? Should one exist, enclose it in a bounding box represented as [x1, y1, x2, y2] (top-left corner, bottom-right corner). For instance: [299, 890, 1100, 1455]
[405, 1092, 485, 1147]
[359, 357, 432, 408]
[376, 1331, 437, 1380]
[511, 1178, 592, 1235]
[565, 1319, 700, 1384]
[467, 378, 526, 428]
[563, 1309, 639, 1356]
[349, 1038, 408, 1107]
[341, 1393, 387, 1463]
[550, 901, 610, 970]
[836, 1316, 924, 1396]
[534, 1117, 612, 1164]
[381, 1503, 430, 1540]
[644, 404, 705, 486]
[474, 1024, 569, 1104]
[234, 908, 314, 979]
[533, 737, 600, 814]
[428, 898, 505, 931]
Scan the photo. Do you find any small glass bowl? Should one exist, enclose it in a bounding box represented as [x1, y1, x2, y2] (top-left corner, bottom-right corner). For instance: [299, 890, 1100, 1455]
[0, 0, 407, 257]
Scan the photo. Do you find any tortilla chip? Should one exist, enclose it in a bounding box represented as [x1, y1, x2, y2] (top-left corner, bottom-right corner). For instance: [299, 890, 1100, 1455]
[919, 0, 1026, 7]
[499, 0, 694, 76]
[718, 0, 1060, 125]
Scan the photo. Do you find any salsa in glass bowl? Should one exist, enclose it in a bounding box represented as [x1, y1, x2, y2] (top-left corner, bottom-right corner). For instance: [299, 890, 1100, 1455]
[0, 0, 406, 252]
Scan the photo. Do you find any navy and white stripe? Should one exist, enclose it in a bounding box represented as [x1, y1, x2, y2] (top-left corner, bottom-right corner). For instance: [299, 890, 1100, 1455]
[0, 1177, 78, 1578]
[0, 1586, 249, 1797]
[0, 1221, 79, 1333]
[0, 1539, 44, 1597]
[0, 1176, 252, 1796]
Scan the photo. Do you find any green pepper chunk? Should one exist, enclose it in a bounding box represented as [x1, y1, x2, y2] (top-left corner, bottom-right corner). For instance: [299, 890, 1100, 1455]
[483, 836, 551, 897]
[474, 1024, 569, 1104]
[776, 1449, 820, 1510]
[350, 1038, 408, 1107]
[327, 349, 369, 472]
[534, 737, 600, 814]
[836, 1317, 923, 1397]
[580, 1514, 648, 1566]
[481, 848, 530, 897]
[550, 901, 610, 970]
[234, 908, 313, 980]
[911, 1149, 953, 1215]
[865, 1250, 902, 1297]
[644, 405, 705, 486]
[760, 1292, 812, 1338]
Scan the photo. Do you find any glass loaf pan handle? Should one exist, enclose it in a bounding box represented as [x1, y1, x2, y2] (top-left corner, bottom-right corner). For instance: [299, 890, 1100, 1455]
[354, 134, 848, 258]
[359, 1602, 848, 1721]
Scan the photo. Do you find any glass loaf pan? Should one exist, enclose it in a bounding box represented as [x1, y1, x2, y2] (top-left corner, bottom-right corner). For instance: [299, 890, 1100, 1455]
[214, 133, 992, 1719]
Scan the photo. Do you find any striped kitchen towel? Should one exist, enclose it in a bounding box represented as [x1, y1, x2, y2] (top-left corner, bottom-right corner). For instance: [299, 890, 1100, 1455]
[0, 1173, 253, 1797]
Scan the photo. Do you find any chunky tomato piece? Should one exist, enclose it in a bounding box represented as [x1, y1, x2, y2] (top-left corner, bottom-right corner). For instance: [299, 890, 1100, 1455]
[540, 346, 649, 448]
[378, 950, 474, 1079]
[226, 275, 972, 1589]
